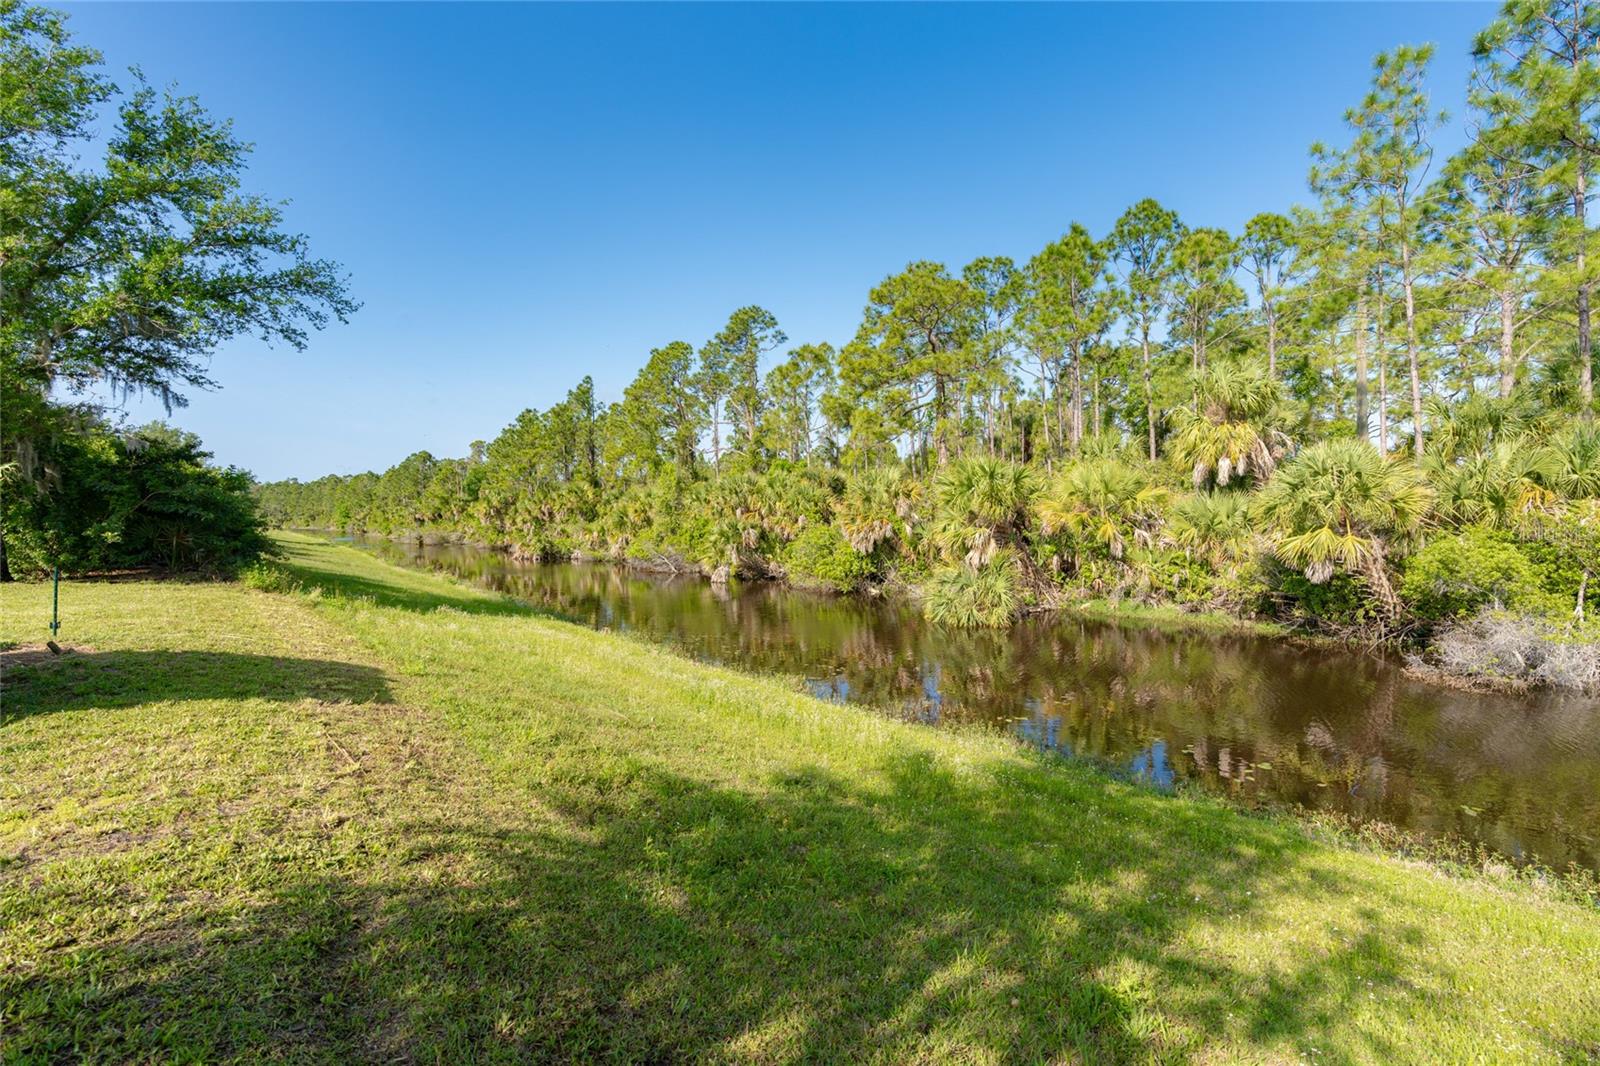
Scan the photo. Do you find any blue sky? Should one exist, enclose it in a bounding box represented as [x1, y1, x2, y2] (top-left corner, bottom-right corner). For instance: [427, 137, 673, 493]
[66, 2, 1495, 481]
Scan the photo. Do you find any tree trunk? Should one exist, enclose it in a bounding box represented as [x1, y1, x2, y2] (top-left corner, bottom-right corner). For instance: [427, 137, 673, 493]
[1266, 299, 1277, 379]
[1054, 367, 1063, 465]
[1359, 548, 1402, 626]
[1498, 287, 1517, 400]
[1141, 325, 1157, 460]
[1401, 240, 1424, 460]
[1378, 350, 1390, 456]
[1069, 346, 1084, 450]
[1354, 287, 1370, 441]
[1092, 363, 1102, 437]
[1376, 272, 1389, 454]
[1037, 356, 1053, 463]
[0, 528, 12, 583]
[1578, 167, 1593, 416]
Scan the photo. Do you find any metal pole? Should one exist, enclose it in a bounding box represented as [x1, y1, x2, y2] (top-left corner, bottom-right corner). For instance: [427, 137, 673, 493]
[51, 566, 59, 636]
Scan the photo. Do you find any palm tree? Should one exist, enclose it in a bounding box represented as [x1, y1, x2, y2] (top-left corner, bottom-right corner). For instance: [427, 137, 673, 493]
[834, 467, 919, 555]
[704, 467, 834, 572]
[1538, 423, 1600, 500]
[1167, 362, 1289, 490]
[1423, 416, 1595, 532]
[928, 455, 1038, 570]
[1257, 439, 1432, 620]
[1422, 392, 1540, 463]
[924, 551, 1023, 628]
[1168, 490, 1258, 566]
[1035, 458, 1168, 562]
[916, 456, 1039, 628]
[1425, 438, 1557, 530]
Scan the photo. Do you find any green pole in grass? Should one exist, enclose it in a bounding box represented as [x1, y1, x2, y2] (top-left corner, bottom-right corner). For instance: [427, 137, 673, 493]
[47, 565, 61, 653]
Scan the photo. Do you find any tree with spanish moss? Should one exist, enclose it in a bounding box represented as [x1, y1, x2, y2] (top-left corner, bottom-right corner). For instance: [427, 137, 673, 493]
[0, 1, 354, 578]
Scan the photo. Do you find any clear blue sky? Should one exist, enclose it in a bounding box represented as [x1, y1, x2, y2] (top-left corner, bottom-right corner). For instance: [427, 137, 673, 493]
[66, 2, 1495, 482]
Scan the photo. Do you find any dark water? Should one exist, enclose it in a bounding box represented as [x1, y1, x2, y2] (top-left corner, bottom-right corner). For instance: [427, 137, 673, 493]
[342, 533, 1600, 873]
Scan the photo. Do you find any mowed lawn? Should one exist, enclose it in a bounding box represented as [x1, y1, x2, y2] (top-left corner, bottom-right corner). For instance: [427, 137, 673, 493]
[2, 533, 1598, 1063]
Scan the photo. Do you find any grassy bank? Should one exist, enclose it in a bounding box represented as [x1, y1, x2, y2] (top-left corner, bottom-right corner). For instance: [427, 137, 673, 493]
[3, 532, 1598, 1063]
[1057, 596, 1297, 641]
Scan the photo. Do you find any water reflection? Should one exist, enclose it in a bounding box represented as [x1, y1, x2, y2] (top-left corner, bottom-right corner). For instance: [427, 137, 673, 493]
[343, 533, 1600, 873]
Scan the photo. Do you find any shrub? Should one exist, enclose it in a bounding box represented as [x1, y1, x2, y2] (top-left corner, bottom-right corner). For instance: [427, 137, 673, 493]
[1400, 526, 1555, 622]
[1137, 548, 1219, 607]
[923, 552, 1022, 628]
[781, 525, 878, 592]
[4, 422, 274, 577]
[1274, 570, 1382, 628]
[1516, 535, 1587, 604]
[240, 562, 302, 594]
[1515, 500, 1599, 613]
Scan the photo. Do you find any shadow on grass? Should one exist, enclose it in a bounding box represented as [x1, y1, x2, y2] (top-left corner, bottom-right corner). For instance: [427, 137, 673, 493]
[4, 742, 1493, 1063]
[0, 650, 391, 723]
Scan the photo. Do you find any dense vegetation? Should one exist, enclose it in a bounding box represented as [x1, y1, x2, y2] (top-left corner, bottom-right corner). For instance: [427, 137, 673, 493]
[0, 2, 352, 577]
[1, 419, 271, 576]
[260, 1, 1599, 689]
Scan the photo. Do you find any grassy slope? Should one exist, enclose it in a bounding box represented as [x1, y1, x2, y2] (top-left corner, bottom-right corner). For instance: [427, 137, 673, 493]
[1060, 598, 1294, 639]
[1, 532, 1597, 1064]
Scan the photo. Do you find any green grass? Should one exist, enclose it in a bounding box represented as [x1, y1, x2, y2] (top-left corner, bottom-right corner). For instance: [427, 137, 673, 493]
[2, 531, 1598, 1063]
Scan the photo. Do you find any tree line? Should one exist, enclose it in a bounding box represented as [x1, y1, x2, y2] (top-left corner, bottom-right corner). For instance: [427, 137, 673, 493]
[2, 0, 1596, 688]
[261, 2, 1599, 690]
[265, 5, 1599, 495]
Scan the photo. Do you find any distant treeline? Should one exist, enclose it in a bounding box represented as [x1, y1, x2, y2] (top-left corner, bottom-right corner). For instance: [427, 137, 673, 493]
[260, 9, 1600, 692]
[274, 5, 1600, 688]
